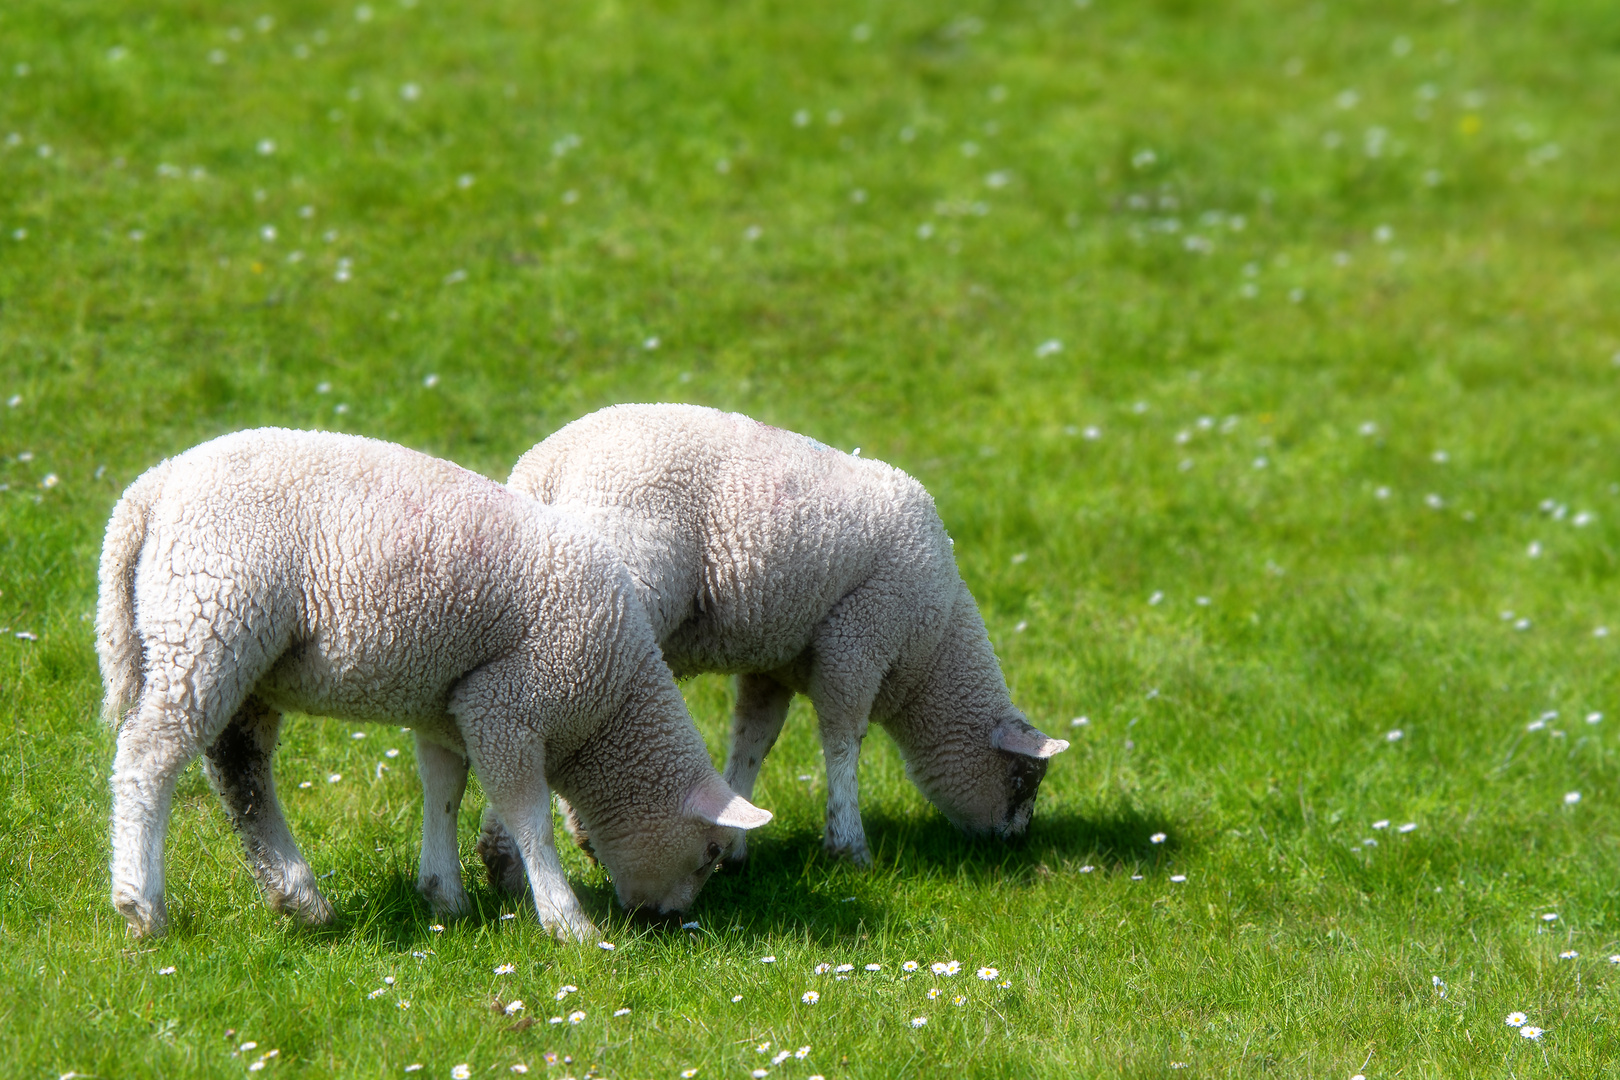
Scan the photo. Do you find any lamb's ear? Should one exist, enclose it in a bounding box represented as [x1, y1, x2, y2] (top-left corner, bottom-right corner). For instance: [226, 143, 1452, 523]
[685, 775, 774, 830]
[992, 721, 1071, 759]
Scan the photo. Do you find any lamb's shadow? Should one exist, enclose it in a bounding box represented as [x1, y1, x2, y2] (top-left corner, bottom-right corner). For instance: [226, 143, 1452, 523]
[606, 807, 1184, 944]
[869, 805, 1183, 876]
[295, 807, 1184, 946]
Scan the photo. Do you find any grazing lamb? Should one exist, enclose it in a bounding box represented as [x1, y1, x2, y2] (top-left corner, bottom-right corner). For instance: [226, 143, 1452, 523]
[96, 428, 770, 940]
[486, 403, 1067, 873]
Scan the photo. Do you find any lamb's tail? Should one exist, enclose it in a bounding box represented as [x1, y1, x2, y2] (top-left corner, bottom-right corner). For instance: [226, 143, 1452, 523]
[96, 459, 171, 726]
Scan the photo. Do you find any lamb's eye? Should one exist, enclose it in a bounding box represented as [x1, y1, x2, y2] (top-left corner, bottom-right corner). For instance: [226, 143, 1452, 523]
[705, 842, 723, 863]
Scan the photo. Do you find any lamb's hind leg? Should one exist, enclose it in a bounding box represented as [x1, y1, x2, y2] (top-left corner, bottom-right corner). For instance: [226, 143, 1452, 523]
[720, 672, 793, 865]
[109, 690, 199, 937]
[202, 696, 332, 924]
[414, 734, 470, 916]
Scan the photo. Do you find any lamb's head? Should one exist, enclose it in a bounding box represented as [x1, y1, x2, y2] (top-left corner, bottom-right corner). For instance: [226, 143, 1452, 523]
[902, 713, 1069, 840]
[588, 773, 772, 918]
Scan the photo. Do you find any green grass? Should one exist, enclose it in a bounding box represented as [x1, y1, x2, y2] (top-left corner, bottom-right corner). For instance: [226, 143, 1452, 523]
[4, 0, 1620, 1075]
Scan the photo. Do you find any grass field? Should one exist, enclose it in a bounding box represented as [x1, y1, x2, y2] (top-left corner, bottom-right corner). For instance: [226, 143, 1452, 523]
[4, 0, 1620, 1076]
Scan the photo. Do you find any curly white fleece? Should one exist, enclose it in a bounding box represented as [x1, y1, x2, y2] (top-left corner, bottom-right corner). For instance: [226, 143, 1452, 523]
[97, 427, 767, 941]
[503, 404, 1068, 866]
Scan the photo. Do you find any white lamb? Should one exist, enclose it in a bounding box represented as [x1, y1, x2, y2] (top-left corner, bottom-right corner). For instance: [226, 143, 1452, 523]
[485, 403, 1067, 873]
[96, 427, 770, 941]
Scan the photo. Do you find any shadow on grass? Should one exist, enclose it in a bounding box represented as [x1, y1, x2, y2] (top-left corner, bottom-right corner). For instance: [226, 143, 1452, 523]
[252, 805, 1183, 947]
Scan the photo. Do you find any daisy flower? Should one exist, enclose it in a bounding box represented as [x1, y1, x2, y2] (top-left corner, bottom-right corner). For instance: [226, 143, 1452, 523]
[801, 991, 820, 1004]
[452, 1066, 471, 1080]
[927, 988, 942, 999]
[794, 1047, 810, 1059]
[952, 995, 966, 1006]
[567, 1011, 585, 1024]
[902, 961, 919, 972]
[1505, 1012, 1527, 1027]
[976, 967, 998, 981]
[1520, 1026, 1544, 1041]
[494, 963, 515, 975]
[813, 963, 831, 975]
[504, 1000, 525, 1015]
[910, 1017, 927, 1028]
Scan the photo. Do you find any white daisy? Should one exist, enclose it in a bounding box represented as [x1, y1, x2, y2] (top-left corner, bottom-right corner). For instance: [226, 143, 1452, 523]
[504, 1000, 525, 1015]
[1505, 1012, 1527, 1027]
[801, 991, 820, 1004]
[976, 967, 999, 980]
[910, 1017, 927, 1028]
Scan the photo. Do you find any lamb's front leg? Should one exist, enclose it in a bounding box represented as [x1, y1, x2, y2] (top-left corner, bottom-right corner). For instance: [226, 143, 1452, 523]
[817, 711, 874, 866]
[479, 778, 599, 942]
[202, 696, 332, 924]
[414, 735, 470, 916]
[720, 673, 793, 865]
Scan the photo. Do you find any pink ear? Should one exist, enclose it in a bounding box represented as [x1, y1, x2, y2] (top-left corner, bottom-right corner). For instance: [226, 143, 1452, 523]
[992, 722, 1070, 759]
[685, 776, 774, 830]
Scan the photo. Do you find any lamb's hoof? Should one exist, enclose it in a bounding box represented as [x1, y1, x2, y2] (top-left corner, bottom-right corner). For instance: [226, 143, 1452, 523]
[541, 912, 600, 944]
[823, 839, 873, 867]
[270, 885, 335, 926]
[114, 890, 168, 938]
[475, 825, 529, 896]
[418, 874, 470, 917]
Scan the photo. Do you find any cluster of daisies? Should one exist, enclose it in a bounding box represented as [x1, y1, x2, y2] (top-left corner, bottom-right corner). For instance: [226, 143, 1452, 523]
[227, 1036, 280, 1073]
[1505, 1012, 1546, 1042]
[781, 957, 1013, 1029]
[721, 1041, 820, 1079]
